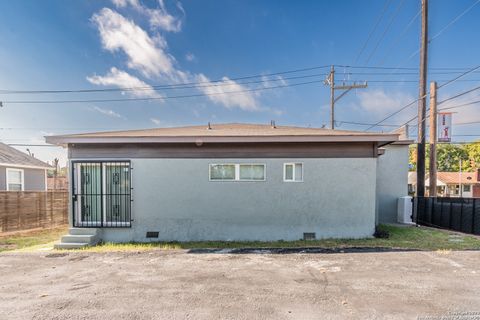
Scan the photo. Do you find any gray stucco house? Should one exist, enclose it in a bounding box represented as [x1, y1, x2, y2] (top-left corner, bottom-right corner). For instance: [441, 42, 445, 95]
[46, 123, 409, 247]
[0, 143, 51, 191]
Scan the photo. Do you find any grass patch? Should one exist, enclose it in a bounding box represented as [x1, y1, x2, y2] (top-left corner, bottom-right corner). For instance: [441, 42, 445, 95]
[80, 225, 480, 252]
[1, 224, 479, 253]
[0, 226, 68, 252]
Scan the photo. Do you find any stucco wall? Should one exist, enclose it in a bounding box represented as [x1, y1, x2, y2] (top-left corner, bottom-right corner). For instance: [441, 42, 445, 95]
[376, 145, 409, 223]
[96, 158, 377, 242]
[0, 166, 46, 191]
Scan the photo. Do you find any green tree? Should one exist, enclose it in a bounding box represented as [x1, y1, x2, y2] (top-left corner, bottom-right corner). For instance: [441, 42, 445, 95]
[436, 144, 468, 172]
[465, 142, 480, 171]
[408, 143, 480, 172]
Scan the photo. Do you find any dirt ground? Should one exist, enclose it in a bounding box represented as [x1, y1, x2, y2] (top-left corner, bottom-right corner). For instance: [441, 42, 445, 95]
[0, 250, 479, 320]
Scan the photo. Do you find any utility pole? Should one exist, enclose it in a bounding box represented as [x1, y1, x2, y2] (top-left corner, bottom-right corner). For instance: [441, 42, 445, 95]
[417, 0, 428, 197]
[429, 81, 437, 197]
[325, 65, 368, 129]
[330, 65, 335, 130]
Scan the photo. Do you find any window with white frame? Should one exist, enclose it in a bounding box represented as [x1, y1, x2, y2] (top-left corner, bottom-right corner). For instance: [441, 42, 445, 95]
[209, 164, 265, 181]
[463, 184, 471, 192]
[6, 168, 24, 191]
[284, 163, 303, 182]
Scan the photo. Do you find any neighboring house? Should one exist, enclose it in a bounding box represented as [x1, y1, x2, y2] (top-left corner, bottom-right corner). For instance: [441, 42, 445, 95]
[46, 123, 409, 244]
[0, 143, 51, 191]
[408, 170, 480, 197]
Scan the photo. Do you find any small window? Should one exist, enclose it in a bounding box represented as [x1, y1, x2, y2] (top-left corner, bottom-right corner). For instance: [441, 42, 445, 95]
[6, 168, 24, 191]
[239, 164, 265, 181]
[209, 164, 265, 181]
[209, 164, 236, 181]
[284, 163, 303, 182]
[463, 184, 471, 192]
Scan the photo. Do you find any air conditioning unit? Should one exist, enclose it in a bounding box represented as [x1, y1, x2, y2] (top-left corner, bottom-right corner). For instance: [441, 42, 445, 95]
[397, 196, 414, 224]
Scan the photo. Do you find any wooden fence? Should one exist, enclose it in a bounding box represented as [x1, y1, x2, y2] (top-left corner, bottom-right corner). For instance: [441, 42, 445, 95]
[0, 191, 68, 233]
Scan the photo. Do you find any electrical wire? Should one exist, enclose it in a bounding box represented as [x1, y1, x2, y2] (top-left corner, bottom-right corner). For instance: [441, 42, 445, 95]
[0, 79, 325, 105]
[364, 0, 406, 65]
[353, 0, 392, 64]
[0, 72, 329, 95]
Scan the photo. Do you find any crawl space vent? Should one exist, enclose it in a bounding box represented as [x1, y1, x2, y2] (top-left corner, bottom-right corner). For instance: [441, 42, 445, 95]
[146, 231, 159, 238]
[303, 232, 316, 240]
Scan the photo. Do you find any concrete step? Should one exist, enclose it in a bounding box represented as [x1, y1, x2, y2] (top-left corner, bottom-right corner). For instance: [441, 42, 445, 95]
[61, 234, 98, 244]
[54, 242, 89, 250]
[68, 228, 99, 236]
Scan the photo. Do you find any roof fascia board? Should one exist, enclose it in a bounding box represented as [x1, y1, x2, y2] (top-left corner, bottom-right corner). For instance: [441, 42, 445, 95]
[0, 162, 50, 170]
[46, 134, 399, 145]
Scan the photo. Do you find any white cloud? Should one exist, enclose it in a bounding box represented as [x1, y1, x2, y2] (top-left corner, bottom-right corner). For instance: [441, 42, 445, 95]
[150, 117, 161, 125]
[87, 67, 163, 99]
[185, 53, 195, 62]
[91, 105, 125, 119]
[260, 75, 287, 88]
[89, 4, 268, 112]
[92, 8, 181, 79]
[195, 74, 259, 111]
[356, 89, 416, 123]
[112, 0, 183, 32]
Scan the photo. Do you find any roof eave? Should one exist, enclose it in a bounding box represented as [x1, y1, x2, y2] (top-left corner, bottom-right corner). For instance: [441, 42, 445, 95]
[46, 134, 399, 145]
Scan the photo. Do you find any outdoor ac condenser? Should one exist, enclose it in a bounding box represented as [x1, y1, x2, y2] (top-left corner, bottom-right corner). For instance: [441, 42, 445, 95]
[397, 196, 414, 224]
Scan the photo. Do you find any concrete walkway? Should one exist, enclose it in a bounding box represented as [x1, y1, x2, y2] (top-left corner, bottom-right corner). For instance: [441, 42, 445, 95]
[0, 250, 479, 319]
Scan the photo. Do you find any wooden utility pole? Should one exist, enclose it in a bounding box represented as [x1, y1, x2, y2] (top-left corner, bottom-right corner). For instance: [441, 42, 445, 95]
[417, 0, 428, 197]
[330, 65, 335, 130]
[429, 81, 437, 196]
[325, 65, 368, 130]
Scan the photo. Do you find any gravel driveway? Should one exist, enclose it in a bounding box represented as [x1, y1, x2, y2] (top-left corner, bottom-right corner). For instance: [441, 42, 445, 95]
[1, 250, 479, 319]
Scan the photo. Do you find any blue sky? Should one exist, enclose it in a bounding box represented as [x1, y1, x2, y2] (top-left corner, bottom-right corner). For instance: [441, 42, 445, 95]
[0, 0, 479, 165]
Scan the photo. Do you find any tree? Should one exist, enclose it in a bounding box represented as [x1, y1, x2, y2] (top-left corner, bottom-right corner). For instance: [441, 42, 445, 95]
[465, 142, 480, 171]
[436, 144, 468, 172]
[408, 142, 480, 172]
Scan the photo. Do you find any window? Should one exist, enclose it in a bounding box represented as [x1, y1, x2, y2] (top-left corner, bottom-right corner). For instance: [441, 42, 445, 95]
[284, 163, 303, 182]
[6, 168, 24, 191]
[209, 164, 265, 181]
[463, 184, 471, 192]
[209, 164, 236, 181]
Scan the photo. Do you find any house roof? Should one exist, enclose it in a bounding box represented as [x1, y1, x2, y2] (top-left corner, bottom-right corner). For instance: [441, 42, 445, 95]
[0, 143, 51, 169]
[408, 171, 479, 185]
[46, 123, 400, 145]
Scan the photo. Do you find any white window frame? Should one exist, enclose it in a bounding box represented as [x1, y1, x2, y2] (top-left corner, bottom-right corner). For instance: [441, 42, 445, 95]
[283, 162, 303, 182]
[6, 168, 25, 191]
[209, 163, 266, 182]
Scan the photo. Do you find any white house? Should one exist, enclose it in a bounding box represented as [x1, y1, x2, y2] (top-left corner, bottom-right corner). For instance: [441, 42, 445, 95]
[46, 123, 410, 248]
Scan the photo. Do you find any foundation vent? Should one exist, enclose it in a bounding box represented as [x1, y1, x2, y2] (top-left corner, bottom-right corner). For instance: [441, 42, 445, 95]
[146, 231, 159, 238]
[303, 232, 316, 240]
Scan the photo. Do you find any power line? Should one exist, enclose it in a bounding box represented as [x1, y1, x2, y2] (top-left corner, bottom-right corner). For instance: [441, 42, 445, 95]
[0, 72, 329, 95]
[365, 65, 480, 131]
[437, 84, 480, 105]
[378, 9, 421, 66]
[429, 0, 480, 43]
[0, 79, 325, 105]
[389, 0, 480, 74]
[354, 0, 392, 64]
[364, 0, 406, 65]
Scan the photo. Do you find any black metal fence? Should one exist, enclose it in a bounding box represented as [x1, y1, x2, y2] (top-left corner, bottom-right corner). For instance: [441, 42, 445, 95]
[72, 161, 132, 228]
[414, 197, 480, 235]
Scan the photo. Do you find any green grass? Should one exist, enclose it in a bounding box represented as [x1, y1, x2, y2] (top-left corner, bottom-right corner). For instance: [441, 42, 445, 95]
[0, 226, 68, 252]
[1, 224, 479, 253]
[79, 224, 480, 252]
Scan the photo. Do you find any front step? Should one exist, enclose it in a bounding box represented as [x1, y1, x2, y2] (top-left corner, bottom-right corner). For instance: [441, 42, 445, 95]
[69, 228, 99, 236]
[54, 242, 90, 250]
[61, 234, 97, 244]
[55, 228, 101, 250]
